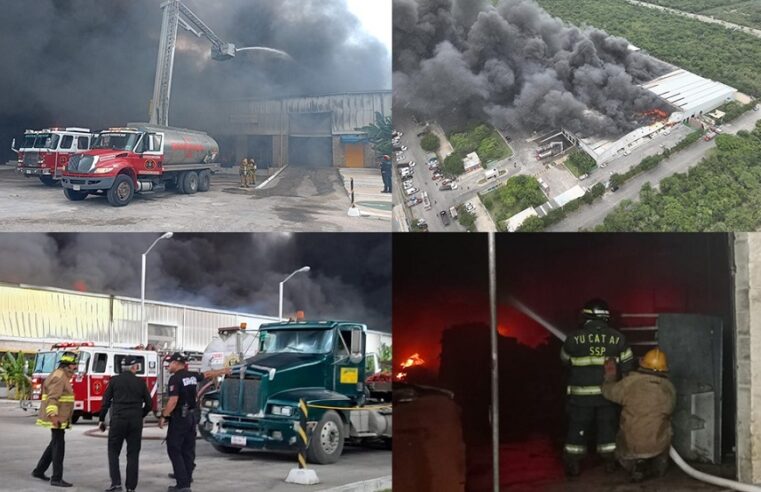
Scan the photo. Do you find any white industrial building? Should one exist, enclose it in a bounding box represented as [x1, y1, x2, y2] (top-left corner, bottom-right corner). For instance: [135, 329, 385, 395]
[564, 69, 737, 165]
[0, 283, 391, 354]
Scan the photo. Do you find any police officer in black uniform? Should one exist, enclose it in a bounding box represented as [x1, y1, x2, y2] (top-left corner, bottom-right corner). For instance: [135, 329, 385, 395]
[159, 353, 229, 492]
[380, 155, 392, 193]
[560, 299, 634, 477]
[99, 355, 153, 492]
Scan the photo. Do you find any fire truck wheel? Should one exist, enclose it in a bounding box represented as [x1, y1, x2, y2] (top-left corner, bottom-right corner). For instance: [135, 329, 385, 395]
[64, 188, 88, 201]
[39, 176, 59, 187]
[181, 171, 199, 194]
[70, 411, 80, 424]
[198, 170, 211, 192]
[212, 444, 242, 454]
[307, 411, 345, 464]
[107, 175, 135, 207]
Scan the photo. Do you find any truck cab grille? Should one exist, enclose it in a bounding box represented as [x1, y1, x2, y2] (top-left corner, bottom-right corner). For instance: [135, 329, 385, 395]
[23, 152, 40, 167]
[222, 377, 261, 414]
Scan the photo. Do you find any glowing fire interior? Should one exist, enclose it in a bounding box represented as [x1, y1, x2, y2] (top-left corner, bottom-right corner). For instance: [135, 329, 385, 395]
[396, 353, 425, 381]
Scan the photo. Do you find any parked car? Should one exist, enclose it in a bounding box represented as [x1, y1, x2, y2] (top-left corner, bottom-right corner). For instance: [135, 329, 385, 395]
[407, 197, 423, 207]
[439, 210, 451, 226]
[405, 186, 419, 196]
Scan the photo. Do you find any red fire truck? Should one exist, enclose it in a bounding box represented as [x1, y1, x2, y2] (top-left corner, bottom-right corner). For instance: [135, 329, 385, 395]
[12, 128, 94, 186]
[23, 342, 160, 423]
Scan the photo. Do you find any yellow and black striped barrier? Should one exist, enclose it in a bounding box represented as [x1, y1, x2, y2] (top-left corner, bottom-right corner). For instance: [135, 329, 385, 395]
[296, 398, 309, 469]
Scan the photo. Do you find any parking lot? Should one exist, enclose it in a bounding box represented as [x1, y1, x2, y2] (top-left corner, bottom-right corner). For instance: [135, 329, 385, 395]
[0, 165, 389, 232]
[0, 401, 390, 492]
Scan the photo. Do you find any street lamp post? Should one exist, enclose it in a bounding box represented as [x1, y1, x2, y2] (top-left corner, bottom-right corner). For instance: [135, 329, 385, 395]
[279, 266, 311, 320]
[141, 232, 174, 346]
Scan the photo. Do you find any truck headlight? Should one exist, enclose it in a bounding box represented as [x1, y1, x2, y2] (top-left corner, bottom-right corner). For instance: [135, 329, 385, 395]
[203, 399, 219, 409]
[270, 405, 294, 416]
[93, 166, 117, 174]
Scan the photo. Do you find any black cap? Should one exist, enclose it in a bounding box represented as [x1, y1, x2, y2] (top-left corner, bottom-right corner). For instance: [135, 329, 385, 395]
[122, 355, 140, 366]
[168, 352, 188, 363]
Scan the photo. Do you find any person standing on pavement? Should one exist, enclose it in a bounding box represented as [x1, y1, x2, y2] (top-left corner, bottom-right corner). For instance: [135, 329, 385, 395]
[560, 299, 634, 477]
[158, 353, 230, 492]
[32, 351, 79, 488]
[239, 158, 250, 188]
[249, 158, 257, 186]
[98, 355, 154, 492]
[380, 155, 392, 193]
[602, 348, 677, 482]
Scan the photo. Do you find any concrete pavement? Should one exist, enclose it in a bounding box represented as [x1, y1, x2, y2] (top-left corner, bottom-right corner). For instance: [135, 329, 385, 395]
[338, 168, 392, 222]
[0, 400, 391, 492]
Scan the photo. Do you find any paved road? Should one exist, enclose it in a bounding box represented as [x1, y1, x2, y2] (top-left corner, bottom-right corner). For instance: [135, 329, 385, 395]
[393, 116, 465, 232]
[0, 401, 390, 492]
[549, 110, 761, 231]
[0, 166, 388, 232]
[626, 0, 761, 39]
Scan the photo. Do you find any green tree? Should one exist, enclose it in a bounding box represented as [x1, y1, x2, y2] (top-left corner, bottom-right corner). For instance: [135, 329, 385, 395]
[0, 352, 31, 400]
[420, 133, 440, 152]
[442, 153, 465, 177]
[358, 111, 392, 157]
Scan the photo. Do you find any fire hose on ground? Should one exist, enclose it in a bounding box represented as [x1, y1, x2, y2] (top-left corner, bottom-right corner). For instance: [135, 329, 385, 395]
[509, 296, 761, 492]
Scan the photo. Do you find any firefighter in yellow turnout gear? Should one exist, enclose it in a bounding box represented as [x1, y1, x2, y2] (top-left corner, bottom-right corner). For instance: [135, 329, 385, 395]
[32, 351, 79, 487]
[561, 299, 634, 477]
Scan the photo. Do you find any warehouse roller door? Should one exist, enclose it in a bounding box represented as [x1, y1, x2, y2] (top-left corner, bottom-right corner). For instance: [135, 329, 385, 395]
[344, 143, 365, 168]
[289, 112, 333, 167]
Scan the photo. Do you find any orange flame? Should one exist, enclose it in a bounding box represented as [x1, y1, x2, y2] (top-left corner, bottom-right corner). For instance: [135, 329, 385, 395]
[73, 280, 88, 292]
[396, 353, 426, 381]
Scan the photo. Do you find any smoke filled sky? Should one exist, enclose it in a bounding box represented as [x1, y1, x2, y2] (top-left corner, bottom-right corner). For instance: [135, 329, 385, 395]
[393, 0, 672, 136]
[0, 0, 391, 162]
[0, 233, 391, 332]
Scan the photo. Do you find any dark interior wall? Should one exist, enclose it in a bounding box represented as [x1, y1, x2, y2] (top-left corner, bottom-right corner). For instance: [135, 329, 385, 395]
[393, 233, 736, 465]
[288, 137, 332, 167]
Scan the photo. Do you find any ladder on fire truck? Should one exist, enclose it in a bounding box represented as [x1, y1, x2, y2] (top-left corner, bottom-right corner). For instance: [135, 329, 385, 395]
[150, 0, 290, 126]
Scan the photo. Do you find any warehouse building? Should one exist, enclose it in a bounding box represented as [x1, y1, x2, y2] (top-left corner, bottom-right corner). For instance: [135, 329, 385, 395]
[212, 91, 392, 169]
[0, 283, 391, 355]
[564, 69, 736, 165]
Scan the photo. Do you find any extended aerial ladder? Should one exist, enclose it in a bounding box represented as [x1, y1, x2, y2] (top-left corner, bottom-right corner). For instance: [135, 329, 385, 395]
[150, 0, 289, 126]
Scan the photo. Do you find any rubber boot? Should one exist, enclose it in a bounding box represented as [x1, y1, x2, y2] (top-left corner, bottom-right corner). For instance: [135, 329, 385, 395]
[631, 459, 647, 483]
[601, 452, 617, 473]
[564, 454, 581, 478]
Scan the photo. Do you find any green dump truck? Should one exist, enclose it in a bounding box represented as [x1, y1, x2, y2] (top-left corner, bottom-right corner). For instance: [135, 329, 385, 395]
[199, 320, 392, 464]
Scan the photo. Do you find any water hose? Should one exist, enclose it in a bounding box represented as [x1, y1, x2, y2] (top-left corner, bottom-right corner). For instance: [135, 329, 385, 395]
[509, 297, 761, 491]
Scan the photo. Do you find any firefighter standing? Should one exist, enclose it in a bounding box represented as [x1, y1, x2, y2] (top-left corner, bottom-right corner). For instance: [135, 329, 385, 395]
[32, 351, 79, 488]
[239, 158, 251, 188]
[99, 355, 153, 492]
[602, 348, 676, 482]
[561, 299, 634, 477]
[248, 158, 257, 186]
[158, 353, 230, 492]
[380, 155, 392, 193]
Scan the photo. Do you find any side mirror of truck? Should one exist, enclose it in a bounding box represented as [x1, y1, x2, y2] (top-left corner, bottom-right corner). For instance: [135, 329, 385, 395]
[349, 330, 363, 364]
[11, 138, 18, 154]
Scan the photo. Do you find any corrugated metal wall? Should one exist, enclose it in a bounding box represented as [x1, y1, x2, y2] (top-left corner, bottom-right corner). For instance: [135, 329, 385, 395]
[0, 284, 278, 352]
[220, 91, 392, 136]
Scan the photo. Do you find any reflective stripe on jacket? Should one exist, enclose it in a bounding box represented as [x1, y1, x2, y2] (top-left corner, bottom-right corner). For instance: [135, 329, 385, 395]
[36, 367, 75, 430]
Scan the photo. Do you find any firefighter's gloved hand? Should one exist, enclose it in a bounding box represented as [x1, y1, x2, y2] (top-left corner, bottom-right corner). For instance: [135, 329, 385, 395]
[98, 421, 107, 432]
[603, 357, 618, 382]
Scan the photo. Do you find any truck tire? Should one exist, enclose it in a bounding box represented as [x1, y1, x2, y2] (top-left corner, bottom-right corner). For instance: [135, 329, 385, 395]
[70, 411, 80, 424]
[307, 411, 345, 464]
[212, 444, 242, 454]
[181, 171, 199, 194]
[64, 188, 88, 201]
[107, 174, 135, 207]
[198, 170, 211, 192]
[39, 176, 58, 187]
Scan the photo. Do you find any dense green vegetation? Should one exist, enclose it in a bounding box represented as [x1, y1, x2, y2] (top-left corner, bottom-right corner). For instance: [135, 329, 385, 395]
[420, 132, 440, 152]
[642, 0, 761, 31]
[441, 154, 465, 177]
[715, 101, 758, 123]
[537, 0, 761, 97]
[358, 112, 392, 157]
[449, 124, 512, 163]
[481, 175, 546, 226]
[456, 205, 477, 232]
[597, 121, 761, 231]
[564, 149, 597, 177]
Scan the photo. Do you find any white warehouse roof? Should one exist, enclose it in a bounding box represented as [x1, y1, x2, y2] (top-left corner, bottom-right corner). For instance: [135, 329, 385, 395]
[642, 70, 736, 117]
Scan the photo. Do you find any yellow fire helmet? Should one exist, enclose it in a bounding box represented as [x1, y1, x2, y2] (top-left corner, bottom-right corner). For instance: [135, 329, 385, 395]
[59, 351, 79, 365]
[640, 347, 668, 372]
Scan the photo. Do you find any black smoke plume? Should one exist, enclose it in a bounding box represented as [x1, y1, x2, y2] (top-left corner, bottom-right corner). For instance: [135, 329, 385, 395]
[393, 0, 672, 136]
[0, 0, 390, 163]
[0, 233, 391, 332]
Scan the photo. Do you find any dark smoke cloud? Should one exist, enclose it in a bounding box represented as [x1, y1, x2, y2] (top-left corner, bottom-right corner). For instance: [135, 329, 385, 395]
[0, 233, 391, 333]
[0, 0, 391, 162]
[393, 0, 671, 136]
